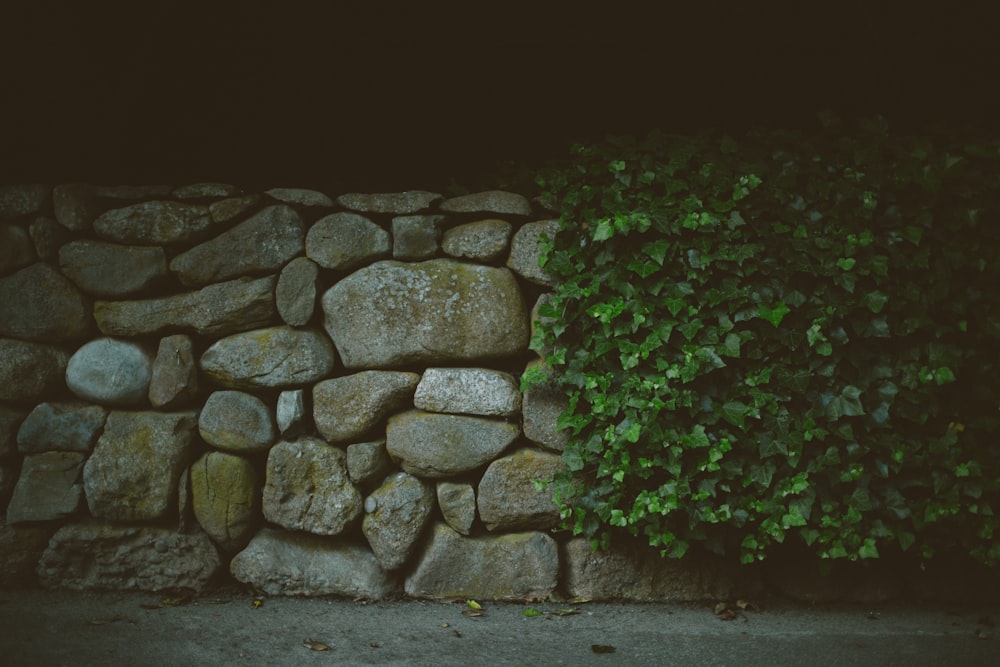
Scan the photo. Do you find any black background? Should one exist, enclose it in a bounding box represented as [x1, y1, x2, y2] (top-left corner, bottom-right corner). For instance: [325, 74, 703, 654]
[2, 2, 998, 191]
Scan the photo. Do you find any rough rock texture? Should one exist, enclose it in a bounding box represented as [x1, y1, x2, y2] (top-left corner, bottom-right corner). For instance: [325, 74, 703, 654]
[0, 184, 49, 219]
[440, 190, 532, 216]
[362, 472, 435, 570]
[198, 390, 277, 453]
[322, 259, 528, 369]
[37, 522, 220, 592]
[563, 539, 736, 601]
[441, 219, 512, 263]
[262, 438, 362, 536]
[190, 451, 259, 552]
[200, 326, 336, 389]
[275, 256, 318, 326]
[28, 216, 68, 261]
[52, 184, 100, 231]
[386, 411, 519, 478]
[336, 191, 441, 214]
[405, 523, 559, 600]
[0, 523, 54, 587]
[507, 219, 558, 286]
[276, 389, 307, 437]
[148, 334, 199, 409]
[522, 360, 570, 452]
[0, 262, 91, 342]
[58, 240, 168, 297]
[172, 182, 241, 199]
[15, 401, 107, 453]
[436, 481, 476, 535]
[313, 371, 420, 443]
[414, 367, 521, 416]
[0, 406, 25, 457]
[94, 275, 277, 337]
[529, 294, 556, 359]
[392, 214, 444, 260]
[209, 195, 260, 224]
[230, 528, 398, 598]
[0, 223, 35, 274]
[83, 411, 197, 521]
[306, 212, 391, 271]
[0, 339, 70, 402]
[170, 205, 305, 287]
[65, 338, 153, 406]
[264, 187, 334, 207]
[5, 452, 86, 523]
[93, 201, 216, 245]
[347, 440, 391, 488]
[93, 185, 173, 199]
[477, 448, 564, 532]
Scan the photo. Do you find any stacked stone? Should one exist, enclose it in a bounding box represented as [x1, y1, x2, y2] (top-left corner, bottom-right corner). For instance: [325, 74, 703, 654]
[0, 182, 593, 600]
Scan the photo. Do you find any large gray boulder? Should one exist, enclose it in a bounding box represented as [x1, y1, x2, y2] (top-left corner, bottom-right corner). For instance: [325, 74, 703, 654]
[262, 438, 362, 536]
[441, 219, 512, 263]
[275, 256, 319, 326]
[83, 411, 198, 521]
[58, 240, 168, 297]
[0, 339, 70, 402]
[148, 334, 199, 409]
[322, 259, 529, 369]
[0, 223, 35, 275]
[336, 191, 441, 214]
[414, 367, 521, 416]
[404, 523, 559, 600]
[200, 326, 336, 389]
[16, 401, 107, 453]
[5, 452, 86, 523]
[170, 205, 305, 287]
[477, 448, 564, 532]
[0, 184, 49, 219]
[306, 212, 390, 271]
[230, 528, 398, 598]
[563, 539, 736, 601]
[94, 275, 277, 338]
[386, 411, 519, 478]
[65, 338, 153, 406]
[362, 472, 435, 570]
[37, 521, 220, 592]
[93, 201, 217, 244]
[313, 371, 420, 444]
[440, 190, 532, 216]
[190, 451, 259, 552]
[198, 390, 276, 453]
[0, 263, 91, 342]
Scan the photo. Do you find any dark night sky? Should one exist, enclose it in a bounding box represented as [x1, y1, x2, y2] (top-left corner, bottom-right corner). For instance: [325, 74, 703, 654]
[2, 2, 998, 191]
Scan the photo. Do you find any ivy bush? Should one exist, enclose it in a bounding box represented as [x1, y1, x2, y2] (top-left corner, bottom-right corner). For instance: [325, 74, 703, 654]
[524, 115, 1000, 565]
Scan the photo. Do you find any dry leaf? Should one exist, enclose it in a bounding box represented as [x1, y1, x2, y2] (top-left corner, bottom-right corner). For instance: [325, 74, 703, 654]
[567, 596, 591, 605]
[714, 602, 730, 615]
[462, 609, 483, 617]
[303, 639, 331, 651]
[440, 622, 450, 628]
[550, 608, 580, 617]
[252, 599, 263, 608]
[718, 610, 737, 621]
[736, 599, 760, 612]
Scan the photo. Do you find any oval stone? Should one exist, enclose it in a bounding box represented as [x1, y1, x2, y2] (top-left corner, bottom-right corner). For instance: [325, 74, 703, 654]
[200, 326, 336, 389]
[65, 338, 153, 406]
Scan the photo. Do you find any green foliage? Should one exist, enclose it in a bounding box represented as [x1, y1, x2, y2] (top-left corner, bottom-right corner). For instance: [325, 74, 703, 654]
[525, 117, 1000, 565]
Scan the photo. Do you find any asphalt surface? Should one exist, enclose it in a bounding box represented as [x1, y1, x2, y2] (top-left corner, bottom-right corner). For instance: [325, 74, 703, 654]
[0, 588, 997, 666]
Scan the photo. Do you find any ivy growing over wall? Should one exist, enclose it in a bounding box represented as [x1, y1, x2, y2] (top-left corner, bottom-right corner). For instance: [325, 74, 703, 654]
[523, 115, 1000, 564]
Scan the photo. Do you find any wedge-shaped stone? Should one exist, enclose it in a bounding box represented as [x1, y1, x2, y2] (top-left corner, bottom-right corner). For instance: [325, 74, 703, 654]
[477, 448, 564, 532]
[0, 339, 69, 402]
[93, 200, 215, 244]
[16, 401, 107, 453]
[0, 263, 91, 342]
[190, 451, 259, 552]
[275, 256, 318, 326]
[414, 367, 521, 416]
[37, 521, 220, 592]
[94, 275, 277, 337]
[436, 481, 476, 535]
[362, 472, 435, 570]
[230, 528, 398, 598]
[83, 411, 197, 521]
[148, 334, 199, 409]
[322, 259, 528, 369]
[262, 438, 362, 536]
[313, 371, 419, 443]
[170, 205, 305, 287]
[200, 326, 336, 389]
[405, 523, 558, 600]
[386, 410, 519, 478]
[5, 452, 86, 523]
[306, 212, 390, 271]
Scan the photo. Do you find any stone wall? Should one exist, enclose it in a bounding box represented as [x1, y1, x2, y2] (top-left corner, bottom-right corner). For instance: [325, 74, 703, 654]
[3, 183, 994, 604]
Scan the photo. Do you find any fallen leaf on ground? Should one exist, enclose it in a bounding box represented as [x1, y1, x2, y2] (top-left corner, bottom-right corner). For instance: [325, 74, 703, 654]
[303, 639, 331, 651]
[523, 608, 543, 618]
[550, 608, 580, 617]
[466, 599, 482, 610]
[567, 596, 591, 605]
[462, 609, 483, 617]
[591, 644, 616, 654]
[737, 599, 760, 612]
[252, 598, 263, 608]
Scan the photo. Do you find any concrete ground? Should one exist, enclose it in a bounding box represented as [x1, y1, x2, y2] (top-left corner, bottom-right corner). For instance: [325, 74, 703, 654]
[0, 588, 996, 666]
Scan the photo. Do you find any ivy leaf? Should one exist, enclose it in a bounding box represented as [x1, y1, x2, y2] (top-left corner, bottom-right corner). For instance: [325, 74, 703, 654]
[721, 401, 750, 429]
[836, 257, 857, 271]
[758, 302, 791, 327]
[593, 220, 614, 241]
[643, 238, 670, 266]
[864, 291, 889, 313]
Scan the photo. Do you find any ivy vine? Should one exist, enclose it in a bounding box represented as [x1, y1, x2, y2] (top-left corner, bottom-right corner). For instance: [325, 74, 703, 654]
[523, 115, 1000, 564]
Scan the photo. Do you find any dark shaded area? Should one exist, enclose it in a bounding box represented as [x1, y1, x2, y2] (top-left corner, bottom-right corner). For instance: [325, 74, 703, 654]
[2, 3, 998, 191]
